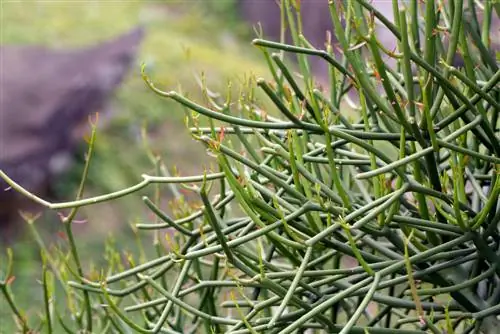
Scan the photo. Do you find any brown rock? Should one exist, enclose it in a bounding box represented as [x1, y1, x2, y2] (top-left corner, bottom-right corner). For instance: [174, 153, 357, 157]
[0, 27, 144, 234]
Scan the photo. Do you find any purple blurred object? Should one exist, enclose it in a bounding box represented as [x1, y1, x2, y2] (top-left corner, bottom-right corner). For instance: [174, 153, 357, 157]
[239, 0, 333, 79]
[0, 27, 144, 231]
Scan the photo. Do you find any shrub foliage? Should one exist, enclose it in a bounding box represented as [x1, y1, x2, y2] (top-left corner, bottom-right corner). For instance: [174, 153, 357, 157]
[1, 0, 499, 333]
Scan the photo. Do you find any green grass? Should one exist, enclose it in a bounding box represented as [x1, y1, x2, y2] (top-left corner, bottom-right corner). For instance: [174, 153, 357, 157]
[0, 1, 271, 331]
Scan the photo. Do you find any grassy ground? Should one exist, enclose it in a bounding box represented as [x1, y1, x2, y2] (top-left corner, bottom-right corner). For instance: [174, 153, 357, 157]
[0, 1, 273, 331]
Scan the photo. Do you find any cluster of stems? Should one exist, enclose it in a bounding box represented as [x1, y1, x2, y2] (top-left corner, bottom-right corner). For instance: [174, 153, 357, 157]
[1, 0, 499, 333]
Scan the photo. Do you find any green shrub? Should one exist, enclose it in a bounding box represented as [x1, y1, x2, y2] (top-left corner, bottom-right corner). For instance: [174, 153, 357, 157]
[1, 0, 499, 333]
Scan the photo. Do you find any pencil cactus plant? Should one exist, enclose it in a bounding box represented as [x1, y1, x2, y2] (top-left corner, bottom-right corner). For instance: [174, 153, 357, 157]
[1, 0, 499, 333]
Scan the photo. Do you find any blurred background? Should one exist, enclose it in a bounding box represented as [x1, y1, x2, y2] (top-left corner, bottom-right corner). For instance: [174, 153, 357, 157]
[1, 0, 268, 230]
[0, 0, 274, 328]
